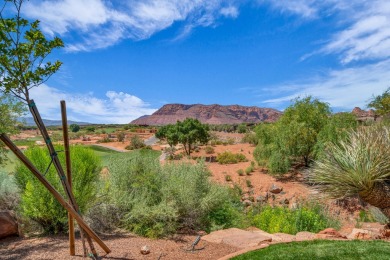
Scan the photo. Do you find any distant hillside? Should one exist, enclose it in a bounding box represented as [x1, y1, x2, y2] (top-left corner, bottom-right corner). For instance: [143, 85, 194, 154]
[131, 104, 282, 125]
[19, 117, 92, 127]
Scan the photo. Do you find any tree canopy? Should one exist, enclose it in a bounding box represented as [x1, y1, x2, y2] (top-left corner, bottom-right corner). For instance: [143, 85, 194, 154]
[0, 0, 63, 102]
[156, 118, 209, 156]
[368, 87, 390, 117]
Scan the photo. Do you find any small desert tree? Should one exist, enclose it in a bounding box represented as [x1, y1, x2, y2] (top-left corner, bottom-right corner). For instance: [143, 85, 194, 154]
[176, 118, 209, 156]
[156, 124, 179, 148]
[310, 126, 390, 220]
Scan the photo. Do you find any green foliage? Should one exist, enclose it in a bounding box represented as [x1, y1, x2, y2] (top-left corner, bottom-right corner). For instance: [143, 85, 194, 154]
[117, 131, 125, 142]
[368, 87, 390, 116]
[237, 123, 247, 133]
[225, 175, 232, 182]
[314, 112, 357, 157]
[241, 132, 258, 145]
[85, 126, 95, 133]
[253, 97, 341, 174]
[0, 171, 19, 210]
[205, 146, 215, 154]
[69, 124, 80, 133]
[237, 169, 244, 176]
[125, 135, 145, 150]
[250, 203, 340, 235]
[268, 151, 291, 174]
[310, 126, 390, 199]
[245, 166, 254, 175]
[232, 240, 390, 260]
[15, 145, 100, 234]
[217, 151, 247, 164]
[157, 118, 209, 155]
[108, 153, 240, 237]
[0, 94, 26, 164]
[245, 179, 252, 188]
[0, 1, 63, 101]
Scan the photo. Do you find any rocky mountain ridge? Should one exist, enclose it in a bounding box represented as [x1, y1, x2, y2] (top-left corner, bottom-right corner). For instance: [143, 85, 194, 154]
[131, 104, 282, 125]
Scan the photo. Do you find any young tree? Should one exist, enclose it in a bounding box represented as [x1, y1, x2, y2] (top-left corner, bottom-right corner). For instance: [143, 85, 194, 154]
[176, 118, 209, 156]
[368, 87, 390, 117]
[156, 124, 179, 148]
[0, 0, 64, 102]
[278, 96, 331, 167]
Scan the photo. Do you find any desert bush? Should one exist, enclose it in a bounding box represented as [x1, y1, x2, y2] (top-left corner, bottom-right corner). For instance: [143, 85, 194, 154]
[268, 151, 291, 174]
[241, 132, 258, 145]
[108, 153, 240, 237]
[245, 165, 254, 175]
[86, 126, 95, 133]
[246, 179, 252, 188]
[117, 132, 126, 142]
[15, 145, 100, 234]
[217, 151, 247, 164]
[250, 203, 340, 234]
[225, 175, 232, 182]
[69, 124, 80, 133]
[237, 169, 244, 176]
[205, 146, 215, 154]
[125, 135, 145, 150]
[97, 136, 112, 143]
[0, 171, 19, 211]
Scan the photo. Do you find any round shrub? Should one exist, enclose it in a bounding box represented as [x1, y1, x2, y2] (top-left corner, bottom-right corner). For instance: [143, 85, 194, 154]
[15, 145, 100, 234]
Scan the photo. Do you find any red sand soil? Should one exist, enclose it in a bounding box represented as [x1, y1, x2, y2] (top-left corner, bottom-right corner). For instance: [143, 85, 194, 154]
[0, 233, 239, 260]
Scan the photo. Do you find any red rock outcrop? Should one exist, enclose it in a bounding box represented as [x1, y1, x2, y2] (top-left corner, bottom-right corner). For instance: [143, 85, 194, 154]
[131, 104, 282, 125]
[351, 107, 375, 118]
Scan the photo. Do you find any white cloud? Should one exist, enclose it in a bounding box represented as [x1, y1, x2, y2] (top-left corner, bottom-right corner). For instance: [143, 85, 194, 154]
[220, 6, 239, 18]
[29, 85, 156, 123]
[24, 0, 240, 51]
[260, 60, 390, 110]
[261, 0, 390, 63]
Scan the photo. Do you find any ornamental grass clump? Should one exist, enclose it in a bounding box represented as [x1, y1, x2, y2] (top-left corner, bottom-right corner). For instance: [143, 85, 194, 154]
[310, 126, 390, 220]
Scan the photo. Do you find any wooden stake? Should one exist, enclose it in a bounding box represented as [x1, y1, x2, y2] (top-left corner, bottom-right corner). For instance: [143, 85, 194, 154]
[0, 133, 111, 254]
[60, 101, 76, 256]
[27, 100, 99, 257]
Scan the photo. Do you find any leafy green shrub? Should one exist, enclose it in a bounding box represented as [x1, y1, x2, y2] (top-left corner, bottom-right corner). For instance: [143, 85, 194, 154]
[108, 153, 240, 237]
[86, 126, 95, 133]
[15, 145, 100, 234]
[69, 124, 80, 133]
[245, 166, 254, 175]
[217, 151, 247, 164]
[246, 179, 252, 188]
[205, 146, 215, 154]
[125, 135, 145, 150]
[225, 175, 232, 182]
[237, 169, 244, 176]
[241, 132, 258, 145]
[97, 136, 112, 143]
[268, 151, 291, 174]
[0, 171, 19, 210]
[250, 203, 340, 234]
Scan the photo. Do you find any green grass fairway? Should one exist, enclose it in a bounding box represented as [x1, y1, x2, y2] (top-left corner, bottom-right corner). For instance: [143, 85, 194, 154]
[232, 240, 390, 260]
[87, 145, 160, 167]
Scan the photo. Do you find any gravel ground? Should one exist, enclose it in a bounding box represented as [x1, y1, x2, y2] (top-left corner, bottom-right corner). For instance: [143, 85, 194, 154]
[0, 233, 239, 260]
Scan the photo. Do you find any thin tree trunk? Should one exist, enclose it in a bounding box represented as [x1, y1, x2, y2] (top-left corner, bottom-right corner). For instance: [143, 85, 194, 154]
[359, 182, 390, 220]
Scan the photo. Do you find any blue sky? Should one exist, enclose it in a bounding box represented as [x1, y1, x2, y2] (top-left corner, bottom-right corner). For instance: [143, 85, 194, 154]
[14, 0, 390, 123]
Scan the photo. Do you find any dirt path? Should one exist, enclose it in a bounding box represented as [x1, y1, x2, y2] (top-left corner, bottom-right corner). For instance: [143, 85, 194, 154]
[0, 233, 239, 260]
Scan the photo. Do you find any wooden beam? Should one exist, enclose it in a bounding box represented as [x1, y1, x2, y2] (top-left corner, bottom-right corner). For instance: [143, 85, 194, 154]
[61, 100, 76, 256]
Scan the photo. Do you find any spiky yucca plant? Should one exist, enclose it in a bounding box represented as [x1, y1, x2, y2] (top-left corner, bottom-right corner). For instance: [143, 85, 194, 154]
[310, 126, 390, 219]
